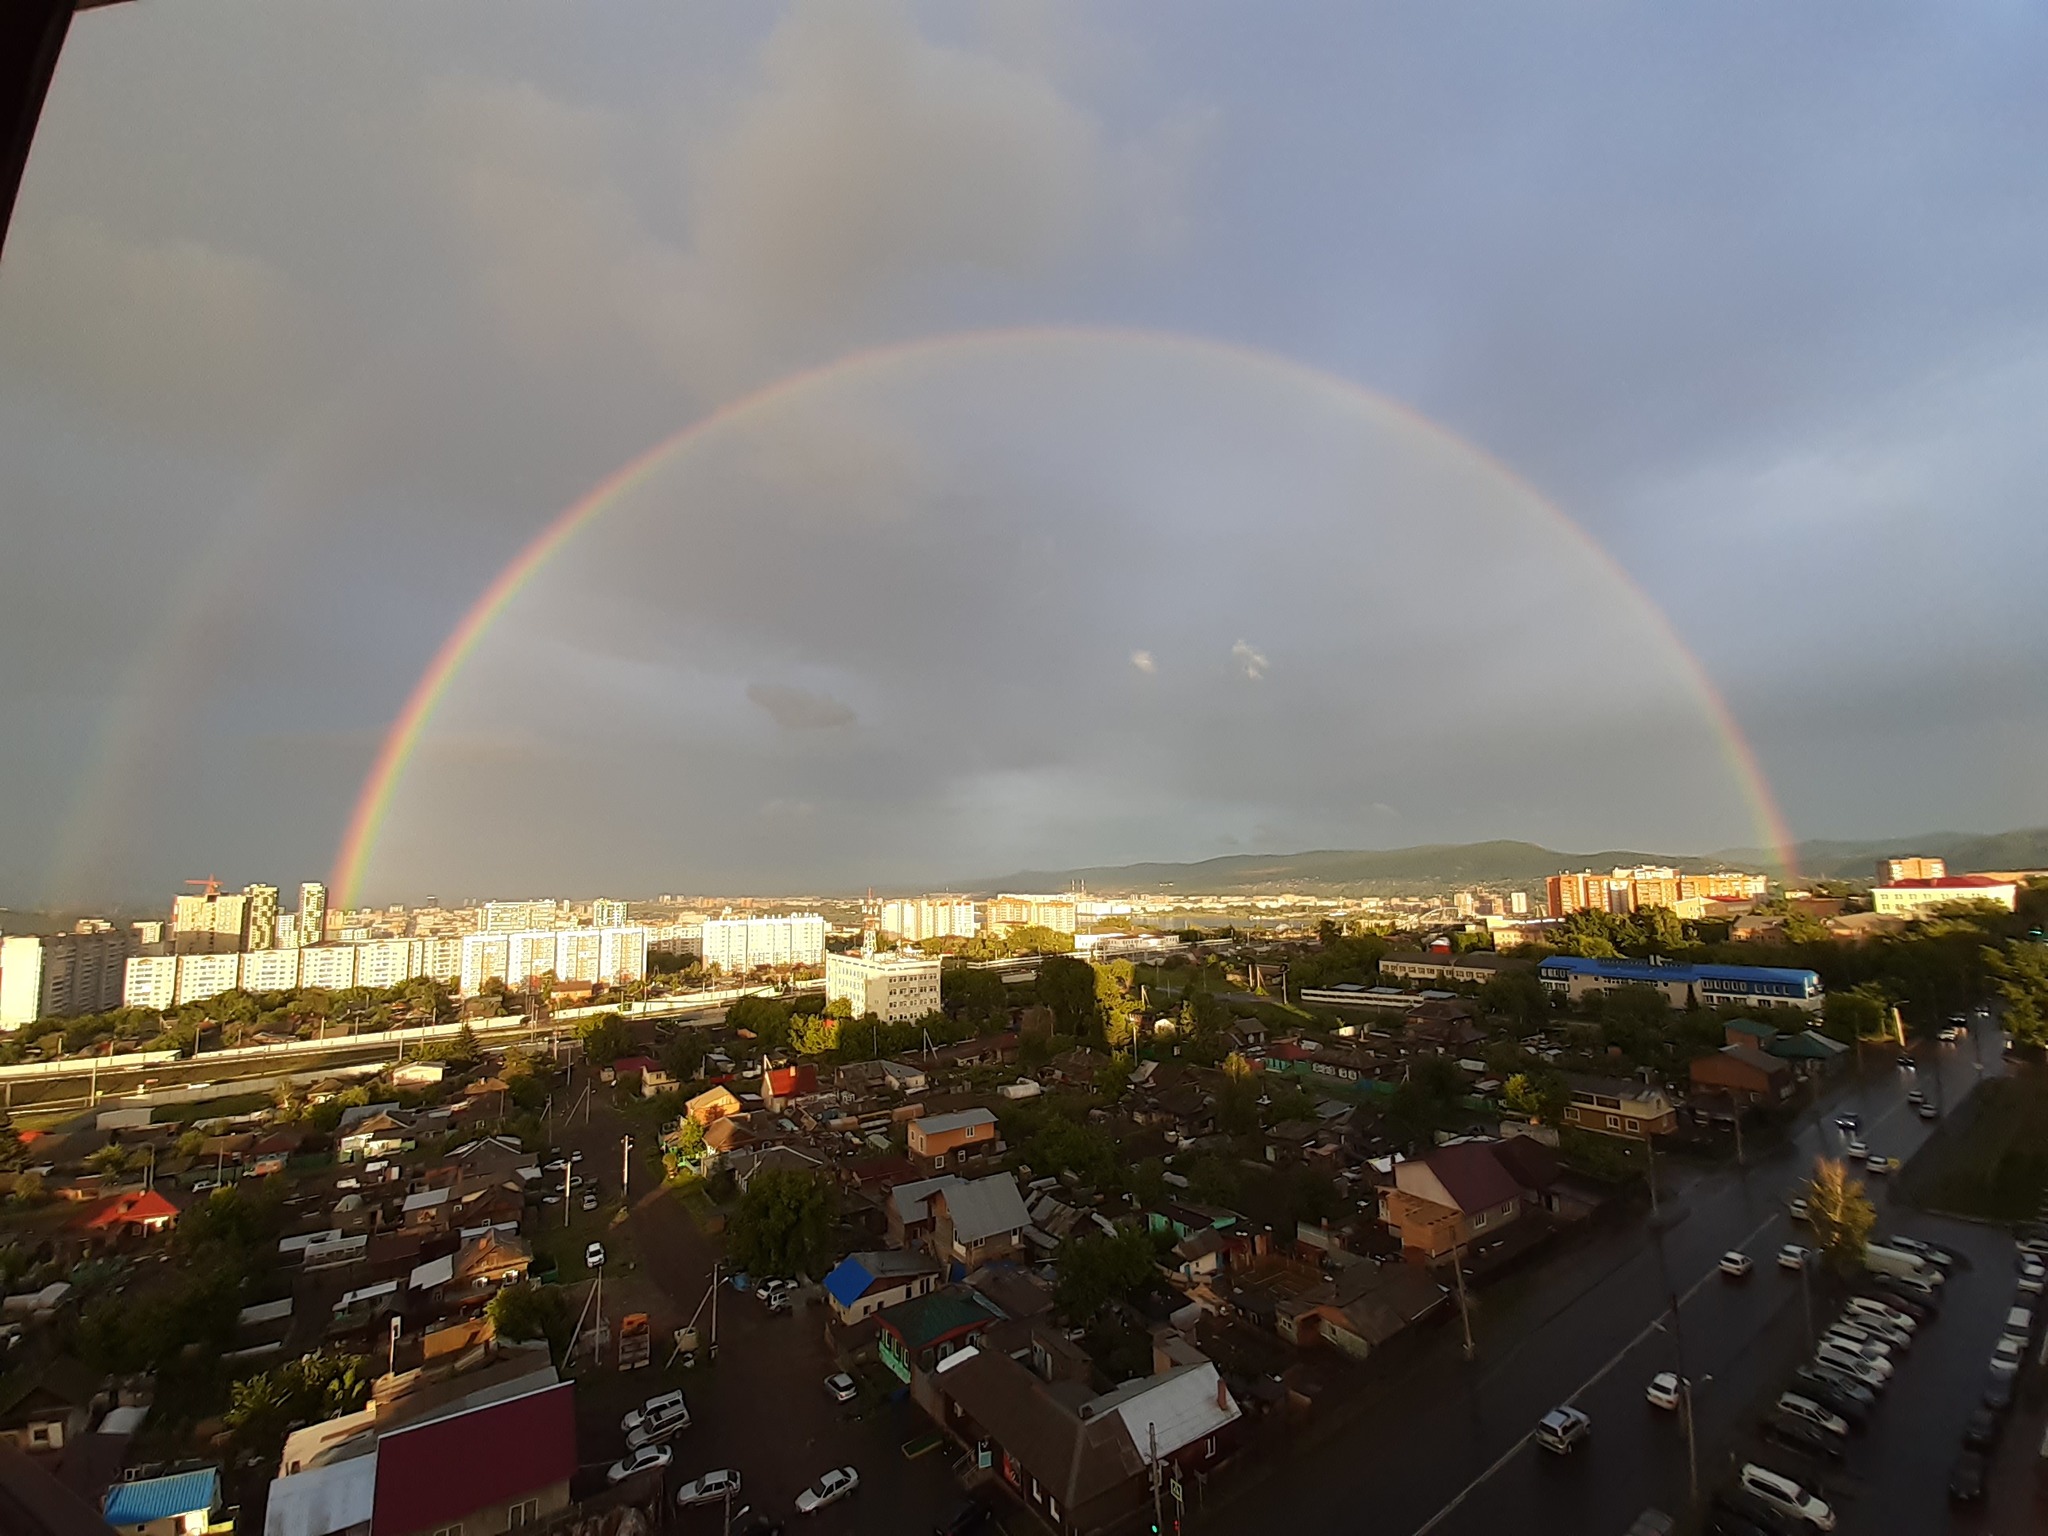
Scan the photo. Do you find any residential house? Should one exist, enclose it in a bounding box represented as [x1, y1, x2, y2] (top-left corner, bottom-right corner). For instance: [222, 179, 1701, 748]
[1768, 1030, 1851, 1077]
[1402, 1000, 1484, 1052]
[907, 1109, 1002, 1175]
[75, 1189, 181, 1243]
[0, 1441, 122, 1536]
[338, 1110, 417, 1163]
[931, 1348, 1241, 1536]
[1045, 1048, 1106, 1088]
[1273, 1259, 1447, 1359]
[450, 1229, 531, 1293]
[1224, 1019, 1268, 1058]
[878, 1060, 931, 1095]
[1723, 1018, 1779, 1051]
[875, 1286, 1003, 1384]
[367, 1381, 575, 1536]
[726, 1143, 827, 1192]
[684, 1085, 743, 1127]
[103, 1467, 222, 1536]
[0, 1356, 102, 1455]
[1382, 1141, 1530, 1261]
[1259, 1038, 1390, 1094]
[1561, 1075, 1677, 1138]
[888, 1175, 1032, 1270]
[922, 1034, 1019, 1070]
[822, 1251, 943, 1326]
[1689, 1044, 1793, 1110]
[763, 1063, 819, 1110]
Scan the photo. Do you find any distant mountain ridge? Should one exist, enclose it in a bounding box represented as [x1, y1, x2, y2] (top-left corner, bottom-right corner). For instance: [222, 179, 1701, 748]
[978, 828, 2048, 895]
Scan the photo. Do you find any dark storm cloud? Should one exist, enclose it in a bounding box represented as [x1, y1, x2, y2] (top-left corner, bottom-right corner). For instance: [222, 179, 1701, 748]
[2, 0, 2044, 904]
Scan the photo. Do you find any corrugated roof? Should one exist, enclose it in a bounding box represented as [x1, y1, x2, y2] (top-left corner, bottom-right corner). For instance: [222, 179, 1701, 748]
[264, 1453, 376, 1536]
[1095, 1362, 1240, 1462]
[876, 1286, 1002, 1351]
[103, 1467, 218, 1525]
[370, 1382, 574, 1536]
[913, 1108, 998, 1138]
[933, 1175, 1031, 1244]
[1417, 1142, 1524, 1214]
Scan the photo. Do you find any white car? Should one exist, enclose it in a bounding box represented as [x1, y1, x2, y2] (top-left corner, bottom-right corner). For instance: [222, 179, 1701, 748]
[1844, 1296, 1916, 1333]
[1534, 1405, 1592, 1454]
[1990, 1336, 2027, 1376]
[585, 1241, 606, 1269]
[581, 1191, 599, 1212]
[1822, 1325, 1893, 1361]
[607, 1443, 672, 1484]
[1738, 1463, 1836, 1531]
[1813, 1341, 1890, 1386]
[1775, 1392, 1848, 1439]
[1645, 1372, 1683, 1411]
[1720, 1251, 1753, 1279]
[824, 1372, 858, 1403]
[795, 1466, 860, 1514]
[1845, 1138, 1869, 1159]
[2019, 1260, 2046, 1297]
[1779, 1244, 1811, 1271]
[675, 1470, 742, 1507]
[623, 1390, 691, 1439]
[1788, 1198, 1810, 1222]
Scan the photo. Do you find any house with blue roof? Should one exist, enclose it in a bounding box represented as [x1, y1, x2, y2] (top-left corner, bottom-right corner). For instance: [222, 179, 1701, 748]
[102, 1465, 222, 1536]
[822, 1249, 942, 1326]
[1537, 956, 1822, 1012]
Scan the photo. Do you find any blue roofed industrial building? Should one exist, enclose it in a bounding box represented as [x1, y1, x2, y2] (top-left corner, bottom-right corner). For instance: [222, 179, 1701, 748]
[1537, 956, 1823, 1011]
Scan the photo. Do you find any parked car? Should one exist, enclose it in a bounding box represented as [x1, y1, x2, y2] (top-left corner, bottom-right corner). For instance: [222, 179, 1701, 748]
[1762, 1415, 1844, 1464]
[1961, 1408, 2001, 1451]
[676, 1470, 743, 1507]
[1906, 1088, 1924, 1106]
[581, 1191, 599, 1212]
[1948, 1449, 1986, 1503]
[1787, 1198, 1809, 1222]
[1864, 1155, 1899, 1175]
[794, 1467, 860, 1515]
[1535, 1406, 1592, 1454]
[1982, 1372, 2015, 1413]
[1843, 1295, 1917, 1333]
[1720, 1251, 1754, 1279]
[824, 1372, 858, 1403]
[1778, 1244, 1811, 1271]
[623, 1390, 692, 1439]
[933, 1499, 994, 1536]
[1916, 1103, 1938, 1121]
[585, 1241, 606, 1269]
[1811, 1343, 1888, 1390]
[1774, 1394, 1848, 1439]
[1989, 1335, 2026, 1376]
[1860, 1282, 1934, 1321]
[607, 1444, 673, 1484]
[1646, 1372, 1683, 1411]
[1789, 1369, 1872, 1426]
[2019, 1259, 2045, 1297]
[1883, 1235, 1954, 1268]
[1834, 1114, 1861, 1132]
[1845, 1138, 1869, 1159]
[1737, 1464, 1836, 1531]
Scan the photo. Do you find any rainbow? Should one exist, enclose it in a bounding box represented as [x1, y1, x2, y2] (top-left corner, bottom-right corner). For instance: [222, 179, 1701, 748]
[331, 325, 1798, 905]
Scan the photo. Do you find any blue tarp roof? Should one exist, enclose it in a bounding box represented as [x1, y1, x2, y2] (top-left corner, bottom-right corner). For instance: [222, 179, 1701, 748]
[104, 1467, 219, 1526]
[823, 1255, 874, 1309]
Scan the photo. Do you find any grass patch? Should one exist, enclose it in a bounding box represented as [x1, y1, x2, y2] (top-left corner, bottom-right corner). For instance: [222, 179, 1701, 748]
[1910, 1074, 2048, 1221]
[676, 1186, 725, 1235]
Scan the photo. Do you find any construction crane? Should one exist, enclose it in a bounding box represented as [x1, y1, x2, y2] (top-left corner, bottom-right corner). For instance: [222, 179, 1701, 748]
[183, 877, 223, 898]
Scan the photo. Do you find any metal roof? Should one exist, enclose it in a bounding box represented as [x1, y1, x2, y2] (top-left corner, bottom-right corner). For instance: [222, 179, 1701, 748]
[103, 1467, 219, 1526]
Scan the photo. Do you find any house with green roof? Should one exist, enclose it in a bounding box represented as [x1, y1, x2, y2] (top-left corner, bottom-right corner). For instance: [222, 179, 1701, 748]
[875, 1285, 1003, 1384]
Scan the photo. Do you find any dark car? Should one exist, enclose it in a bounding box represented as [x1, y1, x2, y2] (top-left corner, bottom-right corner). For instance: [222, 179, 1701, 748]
[736, 1520, 786, 1536]
[1895, 1054, 1916, 1069]
[1863, 1281, 1936, 1320]
[1983, 1372, 2016, 1413]
[1709, 1490, 1797, 1535]
[933, 1500, 993, 1536]
[1948, 1450, 1986, 1503]
[1707, 1511, 1776, 1536]
[1791, 1368, 1873, 1424]
[1962, 1407, 2001, 1451]
[1762, 1414, 1845, 1463]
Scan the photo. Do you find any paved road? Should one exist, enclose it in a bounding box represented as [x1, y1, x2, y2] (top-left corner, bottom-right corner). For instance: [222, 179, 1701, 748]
[1201, 1019, 2017, 1536]
[548, 1066, 978, 1536]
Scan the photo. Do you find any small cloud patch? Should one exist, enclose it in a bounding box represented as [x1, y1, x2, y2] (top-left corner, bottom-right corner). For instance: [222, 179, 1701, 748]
[747, 682, 856, 730]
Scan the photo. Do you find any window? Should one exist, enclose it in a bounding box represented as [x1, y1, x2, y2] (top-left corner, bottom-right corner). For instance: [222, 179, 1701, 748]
[507, 1500, 541, 1530]
[1625, 1118, 1640, 1133]
[1606, 1113, 1619, 1129]
[431, 1525, 464, 1536]
[933, 1153, 945, 1168]
[1205, 1435, 1218, 1458]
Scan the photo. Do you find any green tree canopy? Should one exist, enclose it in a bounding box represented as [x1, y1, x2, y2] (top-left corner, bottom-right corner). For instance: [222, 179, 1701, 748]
[1805, 1156, 1876, 1271]
[726, 1167, 833, 1279]
[1984, 940, 2048, 1048]
[1503, 1069, 1568, 1125]
[1054, 1228, 1157, 1324]
[1036, 956, 1101, 1039]
[488, 1280, 572, 1363]
[575, 1013, 633, 1066]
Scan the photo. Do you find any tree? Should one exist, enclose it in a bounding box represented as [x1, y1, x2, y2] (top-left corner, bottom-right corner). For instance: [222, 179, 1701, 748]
[488, 1281, 571, 1363]
[1805, 1156, 1876, 1271]
[1984, 940, 2048, 1048]
[1503, 1070, 1568, 1125]
[225, 1350, 371, 1462]
[1822, 986, 1890, 1044]
[660, 1031, 707, 1083]
[1054, 1228, 1157, 1324]
[663, 1117, 707, 1177]
[942, 964, 1009, 1024]
[1036, 956, 1101, 1039]
[1094, 1053, 1136, 1099]
[725, 995, 793, 1050]
[0, 1109, 27, 1172]
[726, 1167, 833, 1279]
[1479, 969, 1549, 1029]
[575, 1012, 634, 1066]
[447, 1023, 481, 1064]
[787, 1014, 840, 1056]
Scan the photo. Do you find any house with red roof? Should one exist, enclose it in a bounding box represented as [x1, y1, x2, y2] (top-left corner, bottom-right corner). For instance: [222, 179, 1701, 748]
[74, 1188, 181, 1242]
[1380, 1142, 1533, 1262]
[369, 1380, 575, 1536]
[763, 1063, 818, 1109]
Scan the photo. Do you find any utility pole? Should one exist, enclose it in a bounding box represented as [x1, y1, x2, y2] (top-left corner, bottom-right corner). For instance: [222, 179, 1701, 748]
[621, 1134, 633, 1201]
[1149, 1422, 1163, 1535]
[1451, 1242, 1475, 1361]
[1643, 1131, 1660, 1218]
[563, 1157, 572, 1228]
[1732, 1103, 1746, 1167]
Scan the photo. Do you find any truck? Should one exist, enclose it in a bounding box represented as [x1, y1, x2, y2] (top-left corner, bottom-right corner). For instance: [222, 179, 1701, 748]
[618, 1312, 652, 1371]
[1863, 1243, 1934, 1282]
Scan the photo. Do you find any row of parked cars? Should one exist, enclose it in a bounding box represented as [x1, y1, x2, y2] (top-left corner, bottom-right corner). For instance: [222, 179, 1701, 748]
[1949, 1232, 2048, 1503]
[1703, 1239, 1959, 1533]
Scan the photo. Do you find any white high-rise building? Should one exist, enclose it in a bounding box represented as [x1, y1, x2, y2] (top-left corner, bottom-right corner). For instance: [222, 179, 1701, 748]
[878, 896, 978, 943]
[700, 913, 826, 973]
[354, 939, 420, 990]
[483, 900, 562, 933]
[824, 950, 943, 1024]
[175, 952, 241, 1005]
[296, 883, 328, 948]
[239, 947, 302, 993]
[599, 926, 648, 986]
[985, 894, 1078, 935]
[298, 945, 359, 991]
[460, 934, 512, 996]
[420, 937, 463, 985]
[172, 890, 249, 954]
[124, 955, 179, 1010]
[0, 929, 139, 1029]
[592, 898, 629, 928]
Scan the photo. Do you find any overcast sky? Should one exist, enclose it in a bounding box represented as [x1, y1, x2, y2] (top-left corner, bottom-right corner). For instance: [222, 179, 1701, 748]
[4, 1, 2045, 908]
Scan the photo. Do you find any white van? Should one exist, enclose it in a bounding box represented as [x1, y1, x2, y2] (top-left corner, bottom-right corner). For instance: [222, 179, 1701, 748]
[1739, 1464, 1836, 1531]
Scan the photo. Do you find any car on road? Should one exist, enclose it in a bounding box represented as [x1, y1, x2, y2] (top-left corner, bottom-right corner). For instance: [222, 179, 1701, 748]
[1982, 1372, 2015, 1413]
[1938, 1025, 1965, 1043]
[607, 1444, 673, 1484]
[1845, 1138, 1869, 1159]
[1916, 1103, 1938, 1120]
[1535, 1405, 1592, 1454]
[1961, 1407, 2001, 1451]
[1775, 1394, 1848, 1439]
[1787, 1198, 1809, 1222]
[1948, 1449, 1986, 1503]
[1833, 1114, 1861, 1132]
[1894, 1054, 1915, 1070]
[1905, 1088, 1924, 1106]
[1990, 1335, 2027, 1376]
[1720, 1250, 1754, 1279]
[1737, 1464, 1836, 1531]
[794, 1466, 859, 1514]
[1762, 1414, 1844, 1464]
[824, 1372, 858, 1403]
[676, 1470, 743, 1507]
[585, 1241, 606, 1269]
[1646, 1372, 1683, 1411]
[1864, 1154, 1900, 1175]
[1778, 1244, 1811, 1271]
[1790, 1369, 1872, 1426]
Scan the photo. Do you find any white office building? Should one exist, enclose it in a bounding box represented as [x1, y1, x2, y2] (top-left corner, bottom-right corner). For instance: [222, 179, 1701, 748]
[824, 950, 943, 1024]
[701, 913, 826, 973]
[354, 939, 421, 990]
[0, 928, 139, 1029]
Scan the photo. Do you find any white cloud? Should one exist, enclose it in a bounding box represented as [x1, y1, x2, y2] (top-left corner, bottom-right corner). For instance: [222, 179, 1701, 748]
[747, 682, 856, 730]
[1231, 639, 1267, 681]
[1130, 649, 1155, 673]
